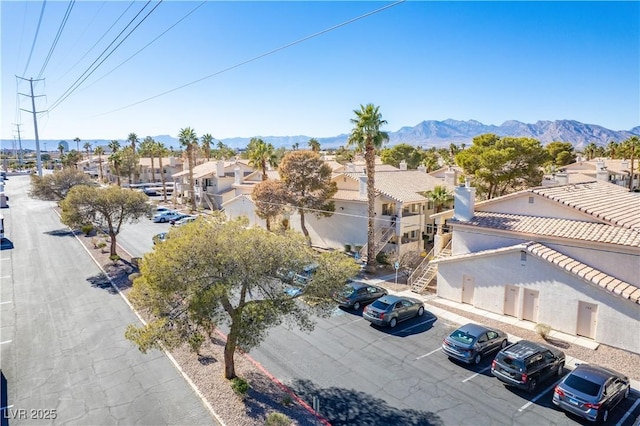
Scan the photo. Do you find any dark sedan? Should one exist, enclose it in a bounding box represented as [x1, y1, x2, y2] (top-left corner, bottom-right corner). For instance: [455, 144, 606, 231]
[333, 281, 388, 311]
[441, 323, 508, 365]
[362, 295, 424, 328]
[553, 363, 630, 423]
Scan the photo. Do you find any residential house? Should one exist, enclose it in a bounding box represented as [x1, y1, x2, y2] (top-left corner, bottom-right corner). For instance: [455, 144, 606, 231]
[427, 180, 640, 354]
[555, 158, 640, 189]
[138, 157, 184, 184]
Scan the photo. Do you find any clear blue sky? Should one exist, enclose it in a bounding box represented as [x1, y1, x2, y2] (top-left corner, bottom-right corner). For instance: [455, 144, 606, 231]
[1, 1, 638, 143]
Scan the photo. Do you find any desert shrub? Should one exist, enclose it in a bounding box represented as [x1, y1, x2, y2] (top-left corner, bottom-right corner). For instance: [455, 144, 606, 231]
[266, 412, 292, 426]
[376, 251, 390, 266]
[81, 224, 94, 235]
[535, 323, 551, 339]
[109, 254, 120, 263]
[231, 377, 249, 398]
[280, 394, 293, 407]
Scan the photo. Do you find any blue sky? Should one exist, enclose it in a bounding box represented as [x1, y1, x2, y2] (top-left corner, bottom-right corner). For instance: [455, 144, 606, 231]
[1, 1, 638, 143]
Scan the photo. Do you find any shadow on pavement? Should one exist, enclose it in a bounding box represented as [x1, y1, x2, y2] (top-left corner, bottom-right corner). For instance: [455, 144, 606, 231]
[289, 378, 444, 426]
[1, 370, 8, 426]
[370, 312, 438, 337]
[87, 272, 118, 294]
[0, 238, 14, 250]
[44, 229, 77, 237]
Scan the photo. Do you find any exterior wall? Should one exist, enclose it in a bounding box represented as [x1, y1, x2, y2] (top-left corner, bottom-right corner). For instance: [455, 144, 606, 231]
[223, 196, 266, 228]
[436, 252, 640, 354]
[479, 194, 600, 222]
[452, 227, 640, 287]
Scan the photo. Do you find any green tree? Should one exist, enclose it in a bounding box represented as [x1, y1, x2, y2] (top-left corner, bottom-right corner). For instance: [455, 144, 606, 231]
[279, 151, 337, 244]
[334, 146, 354, 164]
[154, 141, 170, 202]
[545, 141, 576, 167]
[421, 151, 439, 172]
[118, 146, 139, 187]
[252, 179, 289, 231]
[63, 150, 82, 169]
[455, 134, 547, 199]
[347, 103, 389, 266]
[124, 216, 360, 379]
[60, 185, 151, 256]
[426, 185, 452, 213]
[58, 141, 65, 157]
[74, 137, 81, 153]
[128, 132, 139, 152]
[380, 143, 424, 169]
[583, 142, 597, 160]
[139, 137, 157, 183]
[94, 146, 105, 182]
[606, 141, 619, 159]
[308, 138, 321, 152]
[29, 168, 93, 201]
[178, 127, 199, 211]
[83, 141, 92, 160]
[201, 133, 214, 160]
[247, 138, 278, 181]
[620, 136, 640, 191]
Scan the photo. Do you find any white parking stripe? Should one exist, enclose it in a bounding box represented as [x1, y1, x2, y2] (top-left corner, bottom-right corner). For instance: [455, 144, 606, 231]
[518, 378, 564, 412]
[462, 366, 492, 383]
[0, 301, 11, 305]
[0, 276, 11, 279]
[0, 340, 12, 345]
[395, 317, 437, 333]
[616, 397, 640, 426]
[417, 347, 441, 360]
[0, 258, 10, 261]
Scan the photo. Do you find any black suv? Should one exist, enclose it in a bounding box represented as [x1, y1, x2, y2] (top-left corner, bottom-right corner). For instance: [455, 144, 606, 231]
[491, 340, 565, 393]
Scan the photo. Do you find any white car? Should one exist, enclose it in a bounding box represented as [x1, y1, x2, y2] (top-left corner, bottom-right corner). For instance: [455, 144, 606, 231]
[173, 215, 197, 227]
[152, 210, 182, 223]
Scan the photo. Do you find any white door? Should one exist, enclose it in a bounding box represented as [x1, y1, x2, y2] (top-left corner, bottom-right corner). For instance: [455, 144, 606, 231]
[462, 275, 474, 305]
[577, 301, 598, 339]
[522, 289, 539, 322]
[504, 286, 519, 317]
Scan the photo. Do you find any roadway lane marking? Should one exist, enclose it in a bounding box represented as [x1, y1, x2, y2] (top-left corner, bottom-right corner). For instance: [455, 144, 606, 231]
[0, 276, 11, 279]
[0, 340, 12, 345]
[462, 366, 492, 383]
[417, 347, 441, 359]
[518, 378, 564, 412]
[0, 258, 9, 261]
[0, 301, 11, 305]
[616, 397, 640, 426]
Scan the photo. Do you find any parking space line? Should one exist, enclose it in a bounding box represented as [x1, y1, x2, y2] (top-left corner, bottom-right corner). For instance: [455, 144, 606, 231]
[417, 347, 441, 360]
[518, 378, 563, 412]
[0, 258, 10, 261]
[0, 340, 12, 345]
[0, 301, 11, 305]
[0, 276, 11, 279]
[462, 366, 492, 383]
[394, 317, 437, 334]
[616, 398, 640, 426]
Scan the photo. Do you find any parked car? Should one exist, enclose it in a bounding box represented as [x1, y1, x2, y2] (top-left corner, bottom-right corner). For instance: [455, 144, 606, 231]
[362, 295, 425, 328]
[173, 215, 197, 226]
[553, 363, 630, 423]
[442, 323, 508, 365]
[333, 281, 388, 311]
[152, 232, 168, 245]
[153, 210, 183, 223]
[491, 340, 565, 393]
[283, 263, 319, 297]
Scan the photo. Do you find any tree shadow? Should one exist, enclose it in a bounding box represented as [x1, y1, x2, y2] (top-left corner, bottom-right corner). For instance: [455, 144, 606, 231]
[198, 355, 217, 366]
[288, 378, 445, 426]
[44, 228, 77, 237]
[87, 272, 118, 294]
[0, 238, 14, 250]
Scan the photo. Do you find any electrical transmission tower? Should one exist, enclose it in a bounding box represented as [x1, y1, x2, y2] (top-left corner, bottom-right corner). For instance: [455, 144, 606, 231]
[17, 76, 46, 176]
[12, 123, 24, 165]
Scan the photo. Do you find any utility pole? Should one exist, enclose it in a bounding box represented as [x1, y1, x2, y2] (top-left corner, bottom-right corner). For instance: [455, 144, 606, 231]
[17, 76, 46, 176]
[12, 123, 24, 165]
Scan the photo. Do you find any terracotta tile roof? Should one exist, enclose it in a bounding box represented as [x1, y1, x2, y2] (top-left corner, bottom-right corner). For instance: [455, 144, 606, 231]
[531, 182, 640, 230]
[343, 170, 457, 203]
[452, 211, 640, 247]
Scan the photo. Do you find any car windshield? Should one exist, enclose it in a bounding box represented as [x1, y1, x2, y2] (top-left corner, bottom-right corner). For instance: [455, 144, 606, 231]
[564, 375, 601, 397]
[450, 330, 476, 345]
[338, 285, 354, 297]
[371, 300, 390, 310]
[497, 354, 525, 372]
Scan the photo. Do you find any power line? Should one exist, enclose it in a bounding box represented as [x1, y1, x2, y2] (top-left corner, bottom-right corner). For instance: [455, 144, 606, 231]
[48, 0, 161, 112]
[36, 0, 76, 79]
[93, 0, 406, 117]
[22, 0, 48, 77]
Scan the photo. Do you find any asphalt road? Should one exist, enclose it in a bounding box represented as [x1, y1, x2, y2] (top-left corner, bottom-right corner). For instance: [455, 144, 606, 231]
[0, 175, 216, 425]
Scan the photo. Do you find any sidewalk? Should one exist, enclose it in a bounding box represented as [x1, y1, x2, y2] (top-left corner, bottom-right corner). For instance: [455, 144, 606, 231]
[361, 273, 640, 394]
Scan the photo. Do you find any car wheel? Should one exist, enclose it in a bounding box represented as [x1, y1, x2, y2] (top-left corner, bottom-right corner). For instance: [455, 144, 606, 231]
[160, 218, 166, 223]
[389, 317, 397, 328]
[527, 378, 537, 393]
[474, 353, 482, 365]
[556, 363, 564, 377]
[353, 301, 361, 311]
[417, 306, 424, 317]
[500, 340, 508, 349]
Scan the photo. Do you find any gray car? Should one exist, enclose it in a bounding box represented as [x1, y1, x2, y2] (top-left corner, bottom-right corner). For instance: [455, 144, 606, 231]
[333, 281, 388, 311]
[362, 295, 424, 328]
[552, 363, 630, 423]
[442, 323, 508, 365]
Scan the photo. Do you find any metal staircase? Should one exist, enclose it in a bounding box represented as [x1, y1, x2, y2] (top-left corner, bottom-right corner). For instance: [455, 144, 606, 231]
[359, 226, 395, 263]
[408, 241, 452, 294]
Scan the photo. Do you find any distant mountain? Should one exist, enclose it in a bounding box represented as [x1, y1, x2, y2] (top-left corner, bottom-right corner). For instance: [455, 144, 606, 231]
[2, 119, 638, 152]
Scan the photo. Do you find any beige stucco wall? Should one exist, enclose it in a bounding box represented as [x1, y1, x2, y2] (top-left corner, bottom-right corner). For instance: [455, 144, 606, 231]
[436, 251, 640, 354]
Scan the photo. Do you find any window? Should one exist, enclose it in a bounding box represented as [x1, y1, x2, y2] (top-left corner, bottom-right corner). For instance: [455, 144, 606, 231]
[528, 196, 534, 204]
[382, 203, 394, 216]
[478, 334, 488, 343]
[487, 331, 498, 339]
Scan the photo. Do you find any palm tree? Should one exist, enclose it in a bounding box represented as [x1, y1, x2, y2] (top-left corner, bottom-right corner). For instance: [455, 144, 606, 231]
[140, 137, 157, 183]
[620, 136, 640, 191]
[428, 185, 452, 213]
[58, 142, 65, 167]
[247, 138, 277, 181]
[108, 140, 121, 186]
[154, 141, 169, 202]
[74, 137, 81, 153]
[83, 141, 92, 160]
[308, 138, 321, 152]
[178, 127, 199, 211]
[606, 141, 619, 159]
[94, 146, 105, 182]
[292, 142, 299, 151]
[347, 104, 389, 267]
[584, 142, 597, 160]
[127, 132, 139, 152]
[201, 133, 213, 160]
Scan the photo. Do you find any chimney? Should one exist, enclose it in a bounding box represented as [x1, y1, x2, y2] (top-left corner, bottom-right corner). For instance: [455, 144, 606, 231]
[217, 160, 225, 177]
[555, 172, 569, 185]
[444, 168, 458, 186]
[596, 168, 609, 182]
[399, 160, 407, 170]
[417, 164, 426, 173]
[234, 165, 242, 185]
[359, 175, 367, 198]
[169, 157, 176, 167]
[595, 160, 605, 171]
[346, 162, 356, 173]
[453, 178, 475, 222]
[621, 159, 629, 169]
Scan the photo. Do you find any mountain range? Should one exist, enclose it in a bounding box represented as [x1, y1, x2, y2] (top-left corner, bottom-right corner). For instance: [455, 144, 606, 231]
[3, 119, 638, 152]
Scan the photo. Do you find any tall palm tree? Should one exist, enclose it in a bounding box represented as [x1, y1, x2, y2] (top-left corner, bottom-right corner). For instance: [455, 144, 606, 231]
[140, 136, 157, 183]
[621, 136, 640, 191]
[201, 133, 213, 160]
[94, 146, 105, 182]
[247, 138, 277, 181]
[127, 132, 139, 152]
[308, 138, 321, 152]
[606, 141, 619, 159]
[57, 142, 65, 167]
[108, 140, 121, 185]
[178, 127, 199, 211]
[154, 141, 169, 202]
[83, 141, 92, 160]
[584, 142, 597, 160]
[74, 137, 81, 153]
[347, 104, 389, 266]
[428, 185, 452, 213]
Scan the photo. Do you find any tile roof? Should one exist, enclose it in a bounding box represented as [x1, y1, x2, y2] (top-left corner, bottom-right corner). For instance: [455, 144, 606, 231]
[434, 242, 640, 305]
[451, 211, 640, 247]
[343, 170, 457, 203]
[333, 189, 364, 201]
[172, 160, 243, 179]
[531, 182, 640, 230]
